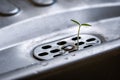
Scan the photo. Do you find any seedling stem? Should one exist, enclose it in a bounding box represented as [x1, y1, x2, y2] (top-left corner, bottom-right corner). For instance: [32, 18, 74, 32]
[71, 19, 91, 50]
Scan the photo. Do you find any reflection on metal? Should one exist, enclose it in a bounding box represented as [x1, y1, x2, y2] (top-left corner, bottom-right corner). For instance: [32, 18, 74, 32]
[31, 0, 56, 6]
[0, 0, 19, 16]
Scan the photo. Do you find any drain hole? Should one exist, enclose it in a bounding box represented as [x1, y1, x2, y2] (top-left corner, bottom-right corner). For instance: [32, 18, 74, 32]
[72, 37, 81, 41]
[42, 45, 52, 49]
[86, 38, 96, 42]
[75, 42, 84, 45]
[50, 49, 60, 53]
[57, 41, 67, 45]
[84, 45, 93, 48]
[53, 54, 62, 57]
[38, 52, 48, 56]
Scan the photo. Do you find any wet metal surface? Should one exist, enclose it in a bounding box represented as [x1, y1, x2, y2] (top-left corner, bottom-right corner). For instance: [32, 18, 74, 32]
[0, 0, 120, 80]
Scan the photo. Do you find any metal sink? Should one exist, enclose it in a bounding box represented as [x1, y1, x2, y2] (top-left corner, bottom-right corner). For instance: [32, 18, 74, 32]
[0, 3, 120, 80]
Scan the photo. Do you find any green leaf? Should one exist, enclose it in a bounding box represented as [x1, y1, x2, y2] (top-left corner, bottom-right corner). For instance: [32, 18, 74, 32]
[81, 23, 91, 26]
[71, 19, 81, 25]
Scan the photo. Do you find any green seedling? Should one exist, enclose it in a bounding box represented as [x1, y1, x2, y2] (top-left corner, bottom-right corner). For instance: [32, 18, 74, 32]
[71, 19, 91, 50]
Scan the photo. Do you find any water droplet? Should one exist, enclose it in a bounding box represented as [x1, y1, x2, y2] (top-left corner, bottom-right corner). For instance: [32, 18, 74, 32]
[64, 57, 68, 60]
[33, 71, 39, 74]
[71, 54, 76, 56]
[41, 62, 48, 66]
[96, 40, 99, 43]
[29, 63, 39, 67]
[31, 63, 35, 65]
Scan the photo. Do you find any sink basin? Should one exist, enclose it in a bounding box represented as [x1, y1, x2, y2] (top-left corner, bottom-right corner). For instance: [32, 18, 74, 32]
[0, 3, 120, 80]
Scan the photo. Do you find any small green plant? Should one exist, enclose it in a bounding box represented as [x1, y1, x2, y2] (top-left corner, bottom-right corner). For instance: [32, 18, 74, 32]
[71, 19, 91, 50]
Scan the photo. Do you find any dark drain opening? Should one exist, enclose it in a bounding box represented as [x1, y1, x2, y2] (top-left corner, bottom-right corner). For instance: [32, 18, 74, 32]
[72, 37, 81, 41]
[53, 54, 62, 57]
[38, 52, 48, 56]
[84, 45, 93, 48]
[57, 41, 67, 45]
[42, 45, 52, 49]
[75, 42, 84, 45]
[50, 49, 60, 53]
[86, 38, 96, 42]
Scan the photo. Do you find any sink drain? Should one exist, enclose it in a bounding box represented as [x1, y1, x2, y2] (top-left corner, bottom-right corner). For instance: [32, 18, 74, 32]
[33, 34, 101, 60]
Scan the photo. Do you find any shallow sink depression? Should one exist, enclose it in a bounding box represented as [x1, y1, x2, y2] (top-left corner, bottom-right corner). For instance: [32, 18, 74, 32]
[0, 3, 120, 80]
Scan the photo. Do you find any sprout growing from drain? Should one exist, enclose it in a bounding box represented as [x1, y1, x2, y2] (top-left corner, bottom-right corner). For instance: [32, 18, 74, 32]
[71, 19, 91, 50]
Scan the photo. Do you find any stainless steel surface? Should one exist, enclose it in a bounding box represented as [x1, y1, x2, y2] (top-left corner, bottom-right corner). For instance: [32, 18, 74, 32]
[0, 0, 19, 16]
[0, 0, 120, 80]
[30, 0, 56, 6]
[0, 0, 120, 28]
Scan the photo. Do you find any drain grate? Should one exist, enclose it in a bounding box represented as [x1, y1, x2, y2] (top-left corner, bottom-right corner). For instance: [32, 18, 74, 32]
[33, 34, 101, 60]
